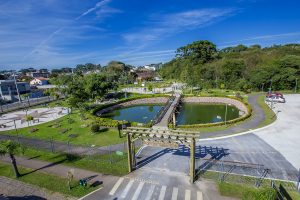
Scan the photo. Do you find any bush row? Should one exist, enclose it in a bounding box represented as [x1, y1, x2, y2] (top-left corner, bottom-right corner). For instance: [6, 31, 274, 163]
[90, 94, 169, 115]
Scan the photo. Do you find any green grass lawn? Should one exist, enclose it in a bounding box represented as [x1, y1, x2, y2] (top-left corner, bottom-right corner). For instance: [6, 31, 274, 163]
[218, 182, 276, 199]
[0, 162, 99, 198]
[1, 110, 126, 147]
[20, 147, 128, 176]
[256, 95, 277, 128]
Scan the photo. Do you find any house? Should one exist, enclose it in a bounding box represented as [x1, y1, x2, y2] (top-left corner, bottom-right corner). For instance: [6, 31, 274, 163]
[0, 80, 31, 102]
[27, 71, 50, 78]
[135, 71, 155, 81]
[30, 77, 49, 86]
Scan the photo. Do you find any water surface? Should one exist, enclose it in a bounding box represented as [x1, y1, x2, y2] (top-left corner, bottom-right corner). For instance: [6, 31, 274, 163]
[176, 103, 239, 125]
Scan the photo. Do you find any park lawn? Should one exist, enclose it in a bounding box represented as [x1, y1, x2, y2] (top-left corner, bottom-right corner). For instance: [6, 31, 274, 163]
[0, 162, 99, 198]
[218, 182, 276, 199]
[2, 109, 126, 147]
[256, 95, 277, 128]
[20, 147, 129, 176]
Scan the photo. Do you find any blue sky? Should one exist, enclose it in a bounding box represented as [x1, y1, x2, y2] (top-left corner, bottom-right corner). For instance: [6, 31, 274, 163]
[0, 0, 300, 70]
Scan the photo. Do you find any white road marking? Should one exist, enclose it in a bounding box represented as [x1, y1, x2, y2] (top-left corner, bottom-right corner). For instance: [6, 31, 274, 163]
[171, 187, 178, 200]
[185, 189, 191, 200]
[120, 179, 134, 198]
[197, 191, 203, 200]
[109, 178, 124, 196]
[145, 184, 156, 200]
[158, 185, 167, 200]
[131, 182, 145, 200]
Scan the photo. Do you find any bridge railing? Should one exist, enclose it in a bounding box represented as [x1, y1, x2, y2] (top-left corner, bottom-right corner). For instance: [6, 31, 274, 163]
[152, 95, 176, 125]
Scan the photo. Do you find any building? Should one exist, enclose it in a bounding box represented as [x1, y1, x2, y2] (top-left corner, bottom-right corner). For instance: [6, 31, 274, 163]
[0, 80, 31, 102]
[30, 77, 49, 86]
[136, 71, 155, 81]
[27, 71, 50, 78]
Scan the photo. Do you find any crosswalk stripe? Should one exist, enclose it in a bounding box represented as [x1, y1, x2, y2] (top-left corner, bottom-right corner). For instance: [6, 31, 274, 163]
[131, 182, 145, 200]
[145, 184, 156, 200]
[185, 189, 191, 200]
[197, 191, 203, 200]
[158, 185, 167, 200]
[109, 178, 124, 196]
[171, 187, 178, 200]
[120, 179, 134, 198]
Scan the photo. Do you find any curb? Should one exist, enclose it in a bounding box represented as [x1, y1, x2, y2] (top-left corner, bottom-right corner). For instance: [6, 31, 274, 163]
[198, 116, 278, 142]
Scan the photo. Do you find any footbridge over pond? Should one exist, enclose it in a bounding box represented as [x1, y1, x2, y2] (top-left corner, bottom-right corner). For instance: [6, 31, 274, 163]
[153, 93, 181, 129]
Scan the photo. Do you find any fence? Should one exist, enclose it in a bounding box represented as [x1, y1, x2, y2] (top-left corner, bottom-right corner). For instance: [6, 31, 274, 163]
[0, 96, 57, 114]
[195, 151, 299, 193]
[0, 133, 133, 167]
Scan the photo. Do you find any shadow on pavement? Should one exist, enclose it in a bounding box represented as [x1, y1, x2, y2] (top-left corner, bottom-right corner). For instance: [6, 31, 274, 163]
[21, 159, 67, 177]
[0, 195, 46, 200]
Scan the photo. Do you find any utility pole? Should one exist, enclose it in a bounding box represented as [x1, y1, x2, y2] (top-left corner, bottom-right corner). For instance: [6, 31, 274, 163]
[269, 79, 272, 94]
[295, 78, 298, 93]
[224, 104, 228, 125]
[13, 73, 21, 103]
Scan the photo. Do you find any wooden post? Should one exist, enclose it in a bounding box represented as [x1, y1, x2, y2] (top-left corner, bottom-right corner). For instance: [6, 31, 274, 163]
[132, 140, 136, 169]
[127, 134, 133, 172]
[190, 138, 195, 183]
[172, 112, 176, 127]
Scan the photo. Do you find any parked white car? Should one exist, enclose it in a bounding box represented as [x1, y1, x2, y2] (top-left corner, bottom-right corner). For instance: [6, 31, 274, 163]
[265, 96, 286, 103]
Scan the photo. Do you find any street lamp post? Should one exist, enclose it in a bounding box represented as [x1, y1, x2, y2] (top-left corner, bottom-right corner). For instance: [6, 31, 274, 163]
[224, 103, 232, 125]
[13, 73, 21, 103]
[269, 79, 273, 94]
[295, 78, 298, 93]
[224, 104, 228, 125]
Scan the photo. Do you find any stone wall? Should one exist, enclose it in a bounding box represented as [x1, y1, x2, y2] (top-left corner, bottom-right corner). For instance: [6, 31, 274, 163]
[96, 97, 168, 116]
[182, 97, 249, 116]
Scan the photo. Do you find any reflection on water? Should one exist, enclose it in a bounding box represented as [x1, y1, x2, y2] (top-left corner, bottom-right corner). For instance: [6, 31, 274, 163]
[102, 105, 163, 124]
[176, 103, 239, 125]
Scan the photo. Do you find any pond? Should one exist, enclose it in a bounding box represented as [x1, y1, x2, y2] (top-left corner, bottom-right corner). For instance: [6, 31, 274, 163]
[102, 105, 163, 124]
[176, 103, 240, 125]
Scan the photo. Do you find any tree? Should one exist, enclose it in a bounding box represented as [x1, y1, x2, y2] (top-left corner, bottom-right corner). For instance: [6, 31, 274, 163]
[0, 140, 22, 178]
[84, 73, 115, 99]
[176, 40, 217, 63]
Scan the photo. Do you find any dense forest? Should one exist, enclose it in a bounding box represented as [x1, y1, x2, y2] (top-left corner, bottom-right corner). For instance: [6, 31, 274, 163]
[159, 41, 300, 92]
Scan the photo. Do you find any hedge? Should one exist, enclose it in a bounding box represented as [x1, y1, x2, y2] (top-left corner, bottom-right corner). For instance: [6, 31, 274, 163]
[90, 94, 169, 115]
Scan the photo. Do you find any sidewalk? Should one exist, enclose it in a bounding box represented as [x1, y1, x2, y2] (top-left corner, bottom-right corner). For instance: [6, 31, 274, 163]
[0, 156, 120, 189]
[0, 176, 75, 200]
[0, 156, 120, 199]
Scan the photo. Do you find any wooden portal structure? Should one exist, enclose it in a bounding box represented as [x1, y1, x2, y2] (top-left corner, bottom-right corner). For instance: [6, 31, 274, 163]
[122, 127, 200, 183]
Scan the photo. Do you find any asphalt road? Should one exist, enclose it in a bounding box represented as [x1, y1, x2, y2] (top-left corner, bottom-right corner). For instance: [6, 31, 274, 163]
[132, 94, 300, 182]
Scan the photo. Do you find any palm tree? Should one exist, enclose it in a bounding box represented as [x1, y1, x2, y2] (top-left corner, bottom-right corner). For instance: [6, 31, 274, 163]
[0, 140, 21, 178]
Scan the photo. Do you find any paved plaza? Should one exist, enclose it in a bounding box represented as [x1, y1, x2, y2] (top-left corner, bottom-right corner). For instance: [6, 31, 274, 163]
[0, 107, 69, 131]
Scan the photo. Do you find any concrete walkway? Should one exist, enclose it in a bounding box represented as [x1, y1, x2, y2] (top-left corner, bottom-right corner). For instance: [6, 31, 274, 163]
[0, 107, 69, 131]
[154, 93, 181, 128]
[0, 134, 129, 156]
[0, 156, 235, 200]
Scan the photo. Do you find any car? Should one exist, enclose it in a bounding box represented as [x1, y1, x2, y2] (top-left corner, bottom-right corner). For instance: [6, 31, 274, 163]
[265, 96, 286, 103]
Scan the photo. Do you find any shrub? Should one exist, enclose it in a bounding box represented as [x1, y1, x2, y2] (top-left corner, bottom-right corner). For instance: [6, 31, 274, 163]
[60, 128, 69, 134]
[91, 124, 100, 133]
[67, 118, 75, 124]
[25, 115, 34, 121]
[29, 128, 38, 133]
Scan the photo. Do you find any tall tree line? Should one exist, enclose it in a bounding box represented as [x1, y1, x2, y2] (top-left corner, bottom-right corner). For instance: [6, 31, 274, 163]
[160, 41, 300, 92]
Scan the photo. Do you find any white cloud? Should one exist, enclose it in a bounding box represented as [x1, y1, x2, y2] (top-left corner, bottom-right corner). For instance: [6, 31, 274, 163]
[122, 8, 236, 43]
[221, 31, 300, 45]
[75, 0, 112, 20]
